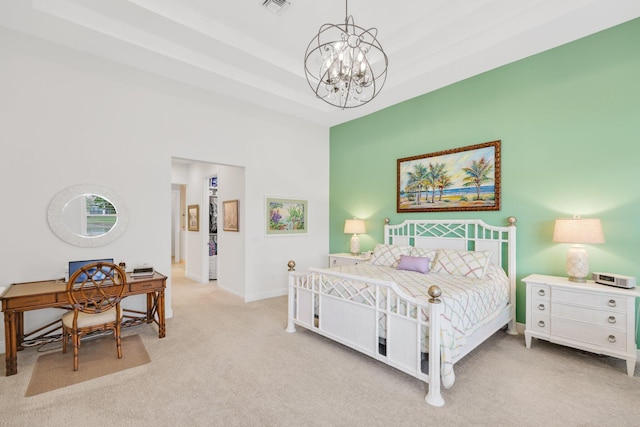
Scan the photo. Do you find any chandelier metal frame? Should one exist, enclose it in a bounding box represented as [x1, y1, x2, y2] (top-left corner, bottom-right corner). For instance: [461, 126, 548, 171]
[303, 0, 388, 109]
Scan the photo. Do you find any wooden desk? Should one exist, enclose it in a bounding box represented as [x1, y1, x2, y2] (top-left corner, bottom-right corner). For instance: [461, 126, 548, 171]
[1, 272, 166, 376]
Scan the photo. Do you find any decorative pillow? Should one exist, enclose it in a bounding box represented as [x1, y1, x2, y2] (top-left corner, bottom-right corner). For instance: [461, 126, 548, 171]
[410, 247, 438, 269]
[397, 255, 431, 274]
[369, 244, 411, 268]
[432, 249, 492, 279]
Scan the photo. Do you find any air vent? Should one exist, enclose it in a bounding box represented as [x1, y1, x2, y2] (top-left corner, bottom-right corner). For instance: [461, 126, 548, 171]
[262, 0, 291, 15]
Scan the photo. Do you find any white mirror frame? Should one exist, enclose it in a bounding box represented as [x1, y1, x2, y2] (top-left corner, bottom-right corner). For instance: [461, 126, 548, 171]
[48, 184, 129, 247]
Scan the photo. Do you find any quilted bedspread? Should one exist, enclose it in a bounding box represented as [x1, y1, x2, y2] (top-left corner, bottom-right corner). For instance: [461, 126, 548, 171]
[329, 263, 510, 388]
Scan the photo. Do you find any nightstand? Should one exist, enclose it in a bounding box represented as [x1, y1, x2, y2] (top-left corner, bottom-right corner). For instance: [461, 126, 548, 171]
[328, 253, 371, 267]
[523, 274, 640, 377]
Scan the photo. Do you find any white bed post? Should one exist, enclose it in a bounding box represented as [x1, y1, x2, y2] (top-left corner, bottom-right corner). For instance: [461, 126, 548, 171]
[425, 285, 445, 407]
[286, 260, 297, 333]
[506, 217, 518, 335]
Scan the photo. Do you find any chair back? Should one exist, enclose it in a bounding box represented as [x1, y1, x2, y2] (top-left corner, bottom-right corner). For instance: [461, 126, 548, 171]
[66, 262, 127, 314]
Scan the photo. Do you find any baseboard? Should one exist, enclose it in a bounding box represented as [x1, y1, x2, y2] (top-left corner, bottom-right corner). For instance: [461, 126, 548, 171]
[217, 284, 245, 300]
[185, 271, 202, 282]
[244, 287, 288, 303]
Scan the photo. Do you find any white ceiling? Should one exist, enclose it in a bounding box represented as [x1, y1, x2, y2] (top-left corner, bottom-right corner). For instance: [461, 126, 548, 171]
[1, 0, 639, 127]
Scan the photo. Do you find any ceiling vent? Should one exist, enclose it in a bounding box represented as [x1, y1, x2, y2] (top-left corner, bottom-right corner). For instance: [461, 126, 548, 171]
[262, 0, 291, 15]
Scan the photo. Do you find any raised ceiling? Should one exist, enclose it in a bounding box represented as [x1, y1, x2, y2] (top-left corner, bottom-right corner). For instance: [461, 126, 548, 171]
[1, 0, 639, 127]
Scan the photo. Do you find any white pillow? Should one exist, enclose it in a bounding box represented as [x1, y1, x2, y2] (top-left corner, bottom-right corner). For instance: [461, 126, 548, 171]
[369, 244, 412, 268]
[432, 249, 492, 279]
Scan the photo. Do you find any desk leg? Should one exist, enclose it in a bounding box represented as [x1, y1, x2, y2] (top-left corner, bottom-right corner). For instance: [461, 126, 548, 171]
[16, 311, 24, 351]
[146, 292, 153, 324]
[4, 311, 18, 376]
[158, 289, 166, 338]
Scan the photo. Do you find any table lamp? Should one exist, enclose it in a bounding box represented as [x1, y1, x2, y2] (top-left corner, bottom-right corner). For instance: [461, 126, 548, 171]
[344, 219, 366, 255]
[552, 216, 604, 282]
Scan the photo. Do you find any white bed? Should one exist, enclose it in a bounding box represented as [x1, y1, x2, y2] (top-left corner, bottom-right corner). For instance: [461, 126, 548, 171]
[286, 217, 517, 407]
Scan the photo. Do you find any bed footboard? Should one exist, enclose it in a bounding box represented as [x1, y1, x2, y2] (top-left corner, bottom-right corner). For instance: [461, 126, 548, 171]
[285, 261, 445, 407]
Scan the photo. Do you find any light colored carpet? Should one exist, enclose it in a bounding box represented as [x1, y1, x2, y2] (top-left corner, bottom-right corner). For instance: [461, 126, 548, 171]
[25, 334, 150, 397]
[1, 263, 639, 426]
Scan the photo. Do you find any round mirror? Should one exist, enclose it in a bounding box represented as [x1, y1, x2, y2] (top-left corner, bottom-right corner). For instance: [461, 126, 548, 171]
[48, 184, 129, 247]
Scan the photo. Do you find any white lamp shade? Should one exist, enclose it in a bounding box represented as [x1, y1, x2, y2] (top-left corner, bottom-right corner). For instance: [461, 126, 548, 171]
[552, 218, 604, 244]
[553, 217, 604, 282]
[344, 219, 366, 235]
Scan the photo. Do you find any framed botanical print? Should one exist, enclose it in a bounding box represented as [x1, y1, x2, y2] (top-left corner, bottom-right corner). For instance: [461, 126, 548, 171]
[266, 197, 308, 235]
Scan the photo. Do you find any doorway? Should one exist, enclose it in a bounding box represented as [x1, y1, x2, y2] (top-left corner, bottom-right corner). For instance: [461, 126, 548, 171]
[170, 157, 245, 296]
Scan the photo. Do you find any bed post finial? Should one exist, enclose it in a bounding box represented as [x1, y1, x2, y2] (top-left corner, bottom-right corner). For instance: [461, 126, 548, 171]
[384, 217, 390, 225]
[287, 260, 296, 271]
[428, 285, 442, 304]
[507, 216, 517, 226]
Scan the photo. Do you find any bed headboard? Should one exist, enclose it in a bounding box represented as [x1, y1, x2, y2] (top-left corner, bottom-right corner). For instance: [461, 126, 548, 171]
[384, 217, 517, 280]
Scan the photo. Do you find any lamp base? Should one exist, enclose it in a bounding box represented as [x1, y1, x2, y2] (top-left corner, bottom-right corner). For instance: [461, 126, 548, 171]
[350, 234, 360, 255]
[566, 244, 589, 283]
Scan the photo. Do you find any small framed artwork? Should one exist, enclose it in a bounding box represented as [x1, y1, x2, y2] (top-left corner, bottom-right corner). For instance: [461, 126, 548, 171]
[223, 200, 239, 232]
[397, 140, 501, 213]
[187, 204, 199, 231]
[266, 197, 308, 235]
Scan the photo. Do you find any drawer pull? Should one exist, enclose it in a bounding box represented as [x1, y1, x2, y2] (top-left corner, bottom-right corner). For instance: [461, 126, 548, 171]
[608, 335, 616, 343]
[607, 299, 616, 307]
[608, 316, 616, 324]
[538, 304, 546, 311]
[538, 320, 546, 328]
[538, 289, 546, 297]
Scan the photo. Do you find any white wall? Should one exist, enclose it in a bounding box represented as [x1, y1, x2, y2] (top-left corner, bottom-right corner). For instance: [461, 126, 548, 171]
[0, 28, 329, 353]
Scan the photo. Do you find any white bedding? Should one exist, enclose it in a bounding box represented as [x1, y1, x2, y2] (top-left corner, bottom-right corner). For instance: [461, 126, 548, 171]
[325, 263, 510, 387]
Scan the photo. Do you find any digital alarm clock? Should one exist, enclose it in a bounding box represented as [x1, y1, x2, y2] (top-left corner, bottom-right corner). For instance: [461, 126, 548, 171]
[592, 272, 636, 289]
[131, 265, 155, 278]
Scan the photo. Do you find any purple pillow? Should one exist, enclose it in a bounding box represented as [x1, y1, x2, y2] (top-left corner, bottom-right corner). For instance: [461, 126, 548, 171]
[397, 255, 431, 274]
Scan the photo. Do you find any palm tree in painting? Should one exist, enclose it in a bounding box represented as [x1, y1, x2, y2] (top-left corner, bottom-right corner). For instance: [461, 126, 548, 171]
[437, 170, 454, 201]
[462, 157, 494, 200]
[406, 163, 429, 205]
[427, 162, 446, 203]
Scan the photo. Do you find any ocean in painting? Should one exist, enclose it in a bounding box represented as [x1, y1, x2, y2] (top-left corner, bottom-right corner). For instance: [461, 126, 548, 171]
[403, 185, 494, 197]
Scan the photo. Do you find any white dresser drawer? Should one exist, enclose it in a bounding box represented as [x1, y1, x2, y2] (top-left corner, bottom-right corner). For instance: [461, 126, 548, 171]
[553, 288, 626, 313]
[553, 288, 599, 308]
[330, 257, 355, 267]
[530, 313, 550, 335]
[600, 296, 626, 312]
[530, 284, 550, 301]
[552, 303, 626, 330]
[551, 318, 626, 351]
[532, 300, 550, 315]
[329, 253, 371, 267]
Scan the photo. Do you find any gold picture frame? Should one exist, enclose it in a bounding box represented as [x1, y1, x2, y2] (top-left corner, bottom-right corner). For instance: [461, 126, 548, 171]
[397, 140, 501, 213]
[187, 204, 199, 231]
[223, 200, 239, 232]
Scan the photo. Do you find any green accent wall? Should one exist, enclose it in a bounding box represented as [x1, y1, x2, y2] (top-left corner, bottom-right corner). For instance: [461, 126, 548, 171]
[329, 18, 640, 342]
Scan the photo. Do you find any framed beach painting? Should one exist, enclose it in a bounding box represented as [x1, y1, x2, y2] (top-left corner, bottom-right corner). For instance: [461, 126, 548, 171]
[397, 140, 501, 213]
[266, 197, 308, 235]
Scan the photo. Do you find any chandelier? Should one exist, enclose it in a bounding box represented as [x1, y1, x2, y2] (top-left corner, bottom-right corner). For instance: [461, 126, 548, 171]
[303, 0, 388, 109]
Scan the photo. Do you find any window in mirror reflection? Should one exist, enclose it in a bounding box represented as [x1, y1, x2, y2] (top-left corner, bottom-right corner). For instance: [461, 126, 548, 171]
[63, 194, 117, 237]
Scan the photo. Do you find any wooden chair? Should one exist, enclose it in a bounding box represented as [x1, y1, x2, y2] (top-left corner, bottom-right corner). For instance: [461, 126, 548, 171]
[62, 262, 127, 371]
